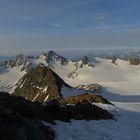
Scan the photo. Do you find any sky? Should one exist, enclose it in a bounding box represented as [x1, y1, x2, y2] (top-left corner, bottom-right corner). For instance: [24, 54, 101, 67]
[0, 0, 140, 55]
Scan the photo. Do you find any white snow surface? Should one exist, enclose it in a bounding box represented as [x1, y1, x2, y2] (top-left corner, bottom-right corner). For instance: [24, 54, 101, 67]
[1, 56, 140, 139]
[43, 102, 140, 140]
[0, 66, 26, 93]
[42, 58, 140, 140]
[52, 58, 140, 98]
[43, 86, 48, 93]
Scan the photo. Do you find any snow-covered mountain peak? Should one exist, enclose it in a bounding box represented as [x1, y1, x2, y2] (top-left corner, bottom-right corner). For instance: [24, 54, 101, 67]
[0, 53, 31, 71]
[37, 51, 68, 66]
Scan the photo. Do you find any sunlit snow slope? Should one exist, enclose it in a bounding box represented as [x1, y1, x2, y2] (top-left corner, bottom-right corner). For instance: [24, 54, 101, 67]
[53, 58, 140, 99]
[49, 57, 140, 140]
[0, 66, 26, 93]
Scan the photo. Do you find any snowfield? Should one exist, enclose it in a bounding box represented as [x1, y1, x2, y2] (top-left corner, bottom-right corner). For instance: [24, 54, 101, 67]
[45, 102, 140, 140]
[50, 58, 140, 140]
[1, 55, 140, 140]
[0, 66, 26, 93]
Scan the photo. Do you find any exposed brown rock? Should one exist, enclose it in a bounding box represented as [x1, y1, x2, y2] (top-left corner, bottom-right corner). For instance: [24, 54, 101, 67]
[60, 93, 112, 105]
[13, 64, 70, 102]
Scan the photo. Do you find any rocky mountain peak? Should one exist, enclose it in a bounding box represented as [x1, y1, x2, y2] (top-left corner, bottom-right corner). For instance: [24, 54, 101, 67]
[79, 55, 98, 68]
[13, 64, 70, 102]
[39, 51, 68, 66]
[81, 56, 89, 65]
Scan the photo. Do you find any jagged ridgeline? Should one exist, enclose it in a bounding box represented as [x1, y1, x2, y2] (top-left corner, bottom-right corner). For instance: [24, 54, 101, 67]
[38, 51, 68, 66]
[13, 64, 70, 102]
[0, 53, 31, 71]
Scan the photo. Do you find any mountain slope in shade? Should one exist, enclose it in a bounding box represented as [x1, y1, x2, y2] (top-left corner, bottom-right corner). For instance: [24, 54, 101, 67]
[13, 64, 72, 102]
[0, 91, 113, 140]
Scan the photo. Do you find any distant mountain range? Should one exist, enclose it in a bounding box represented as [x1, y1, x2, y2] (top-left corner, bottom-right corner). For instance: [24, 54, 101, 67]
[1, 50, 139, 140]
[1, 50, 140, 94]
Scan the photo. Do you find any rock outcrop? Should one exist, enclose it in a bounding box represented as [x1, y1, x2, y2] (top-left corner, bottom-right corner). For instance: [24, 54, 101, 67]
[44, 99, 113, 122]
[129, 57, 140, 65]
[60, 93, 112, 105]
[0, 90, 113, 139]
[76, 84, 103, 93]
[0, 92, 55, 140]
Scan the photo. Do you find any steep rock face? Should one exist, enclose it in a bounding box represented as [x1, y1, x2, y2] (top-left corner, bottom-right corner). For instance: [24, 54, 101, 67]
[13, 64, 70, 102]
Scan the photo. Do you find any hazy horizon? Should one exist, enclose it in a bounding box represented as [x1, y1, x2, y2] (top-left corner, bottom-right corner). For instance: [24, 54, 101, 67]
[1, 47, 140, 60]
[0, 0, 140, 52]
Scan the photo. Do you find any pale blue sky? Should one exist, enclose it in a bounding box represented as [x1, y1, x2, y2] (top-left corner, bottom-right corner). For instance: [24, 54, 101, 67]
[0, 0, 140, 54]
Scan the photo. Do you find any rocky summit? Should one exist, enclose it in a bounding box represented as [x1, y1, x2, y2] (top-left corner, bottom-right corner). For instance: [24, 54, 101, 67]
[13, 64, 70, 102]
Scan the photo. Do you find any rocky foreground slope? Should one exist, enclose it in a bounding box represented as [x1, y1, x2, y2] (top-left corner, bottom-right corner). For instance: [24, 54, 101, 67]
[0, 92, 55, 140]
[0, 92, 113, 140]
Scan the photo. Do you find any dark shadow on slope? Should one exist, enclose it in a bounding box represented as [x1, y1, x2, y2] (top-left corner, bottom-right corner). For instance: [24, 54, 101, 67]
[0, 92, 113, 123]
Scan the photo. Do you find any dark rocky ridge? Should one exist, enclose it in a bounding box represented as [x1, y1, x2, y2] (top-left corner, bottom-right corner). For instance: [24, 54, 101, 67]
[0, 90, 113, 139]
[0, 92, 113, 123]
[44, 99, 113, 122]
[13, 64, 70, 102]
[0, 92, 55, 140]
